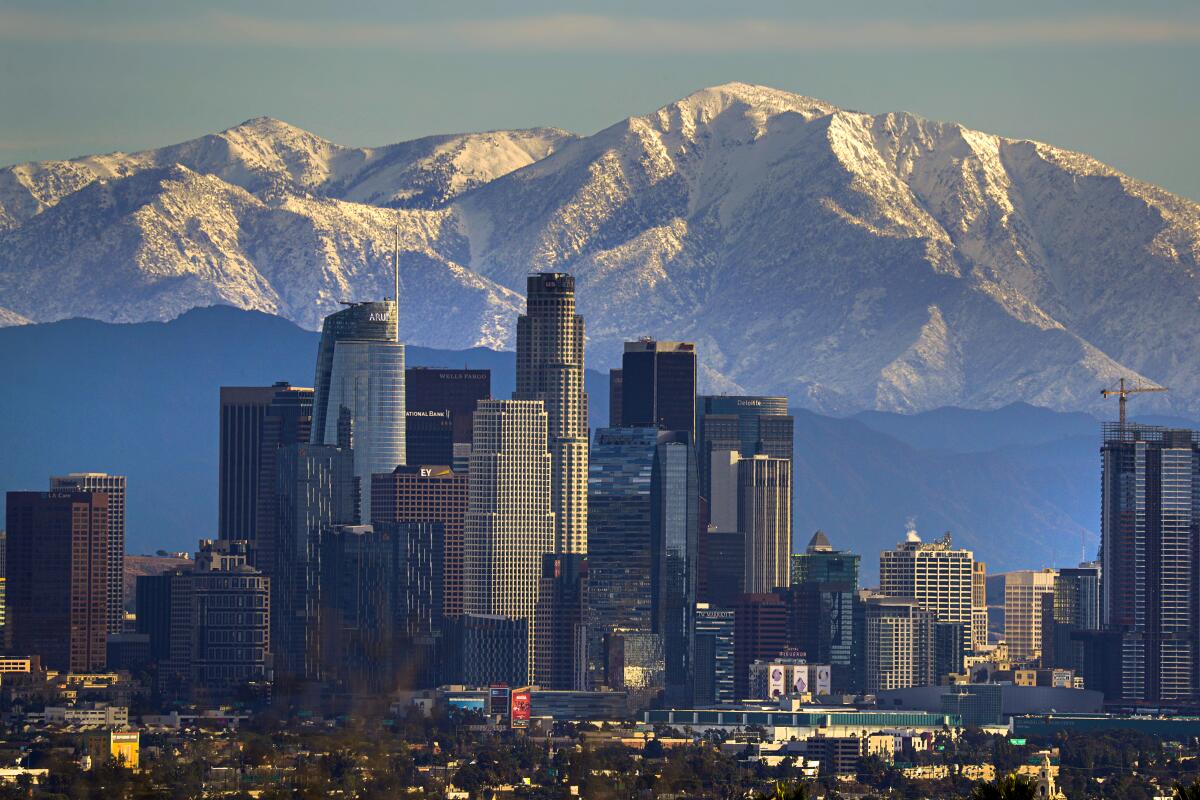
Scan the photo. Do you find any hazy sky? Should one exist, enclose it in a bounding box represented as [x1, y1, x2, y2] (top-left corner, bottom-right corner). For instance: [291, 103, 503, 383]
[2, 0, 1198, 199]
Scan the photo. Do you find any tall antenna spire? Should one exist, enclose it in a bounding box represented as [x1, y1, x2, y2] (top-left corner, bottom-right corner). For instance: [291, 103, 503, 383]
[392, 225, 400, 343]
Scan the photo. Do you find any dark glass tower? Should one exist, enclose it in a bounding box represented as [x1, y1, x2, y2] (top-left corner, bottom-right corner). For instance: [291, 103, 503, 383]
[219, 385, 279, 541]
[253, 383, 314, 573]
[585, 427, 657, 688]
[6, 491, 108, 672]
[653, 431, 698, 705]
[621, 339, 697, 439]
[405, 368, 490, 446]
[1100, 423, 1199, 704]
[785, 530, 861, 692]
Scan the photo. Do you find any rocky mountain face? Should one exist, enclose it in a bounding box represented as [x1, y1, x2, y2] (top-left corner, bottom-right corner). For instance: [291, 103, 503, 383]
[2, 83, 1197, 413]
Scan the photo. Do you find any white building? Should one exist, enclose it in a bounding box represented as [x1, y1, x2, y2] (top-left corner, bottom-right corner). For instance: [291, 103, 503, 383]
[464, 400, 556, 679]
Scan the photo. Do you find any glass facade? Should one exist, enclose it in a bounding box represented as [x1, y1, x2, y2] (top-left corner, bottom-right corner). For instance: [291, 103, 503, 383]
[653, 434, 698, 705]
[311, 301, 398, 446]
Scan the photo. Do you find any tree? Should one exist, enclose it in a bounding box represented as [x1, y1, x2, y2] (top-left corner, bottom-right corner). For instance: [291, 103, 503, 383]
[1178, 781, 1200, 800]
[970, 774, 1038, 800]
[755, 781, 811, 800]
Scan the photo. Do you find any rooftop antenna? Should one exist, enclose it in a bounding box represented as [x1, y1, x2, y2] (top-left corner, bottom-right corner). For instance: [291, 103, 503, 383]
[392, 225, 400, 343]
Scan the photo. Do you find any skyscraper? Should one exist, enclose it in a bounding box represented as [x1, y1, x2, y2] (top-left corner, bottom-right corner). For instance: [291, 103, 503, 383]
[696, 395, 793, 502]
[50, 472, 126, 635]
[311, 301, 397, 443]
[463, 400, 555, 679]
[786, 531, 861, 692]
[1004, 569, 1058, 664]
[253, 383, 314, 573]
[879, 528, 974, 630]
[738, 455, 792, 593]
[219, 385, 278, 541]
[405, 367, 490, 451]
[535, 553, 588, 690]
[1101, 423, 1199, 704]
[515, 273, 588, 555]
[311, 301, 405, 523]
[1042, 563, 1102, 674]
[6, 491, 108, 672]
[653, 432, 699, 704]
[972, 561, 989, 653]
[319, 524, 397, 693]
[694, 603, 735, 705]
[620, 339, 697, 438]
[733, 593, 789, 700]
[273, 434, 358, 681]
[864, 595, 935, 692]
[585, 427, 657, 687]
[372, 465, 468, 618]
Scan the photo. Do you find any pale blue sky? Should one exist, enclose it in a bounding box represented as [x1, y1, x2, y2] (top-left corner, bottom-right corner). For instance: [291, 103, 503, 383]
[2, 1, 1198, 199]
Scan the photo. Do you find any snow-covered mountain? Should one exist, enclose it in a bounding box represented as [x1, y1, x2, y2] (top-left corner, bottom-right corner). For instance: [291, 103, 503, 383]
[2, 82, 1198, 414]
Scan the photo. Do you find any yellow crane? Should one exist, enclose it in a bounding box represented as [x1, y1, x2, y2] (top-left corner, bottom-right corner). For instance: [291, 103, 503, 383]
[1101, 378, 1168, 425]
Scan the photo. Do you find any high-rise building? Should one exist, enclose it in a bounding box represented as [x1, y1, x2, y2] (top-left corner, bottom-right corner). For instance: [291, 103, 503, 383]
[311, 301, 397, 443]
[252, 384, 314, 573]
[219, 385, 278, 541]
[6, 491, 108, 672]
[135, 572, 178, 665]
[694, 603, 735, 705]
[620, 339, 697, 438]
[1042, 563, 1102, 673]
[514, 273, 588, 555]
[463, 400, 556, 679]
[405, 367, 490, 452]
[696, 395, 793, 502]
[733, 593, 789, 700]
[608, 369, 623, 428]
[50, 472, 126, 635]
[172, 540, 270, 703]
[1101, 423, 1200, 704]
[372, 465, 468, 618]
[535, 553, 588, 690]
[311, 301, 405, 523]
[444, 614, 529, 687]
[864, 595, 935, 692]
[879, 528, 974, 629]
[786, 531, 861, 692]
[697, 529, 745, 608]
[653, 432, 699, 704]
[1004, 569, 1058, 664]
[585, 427, 657, 686]
[971, 561, 989, 652]
[273, 434, 358, 681]
[405, 411, 454, 467]
[739, 455, 792, 593]
[319, 524, 397, 693]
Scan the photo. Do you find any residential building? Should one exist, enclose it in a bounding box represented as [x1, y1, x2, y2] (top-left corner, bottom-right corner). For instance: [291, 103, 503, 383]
[1005, 569, 1058, 664]
[1100, 423, 1199, 704]
[864, 595, 935, 693]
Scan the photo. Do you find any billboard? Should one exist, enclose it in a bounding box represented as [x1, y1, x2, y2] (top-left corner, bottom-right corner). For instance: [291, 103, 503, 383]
[489, 686, 511, 717]
[812, 665, 832, 695]
[768, 666, 786, 698]
[791, 664, 809, 694]
[511, 688, 531, 728]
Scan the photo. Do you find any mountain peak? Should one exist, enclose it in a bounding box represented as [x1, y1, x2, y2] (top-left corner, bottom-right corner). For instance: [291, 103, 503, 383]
[666, 82, 839, 121]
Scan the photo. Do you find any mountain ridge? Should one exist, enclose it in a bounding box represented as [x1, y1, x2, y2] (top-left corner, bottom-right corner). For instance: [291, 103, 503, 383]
[1, 82, 1196, 415]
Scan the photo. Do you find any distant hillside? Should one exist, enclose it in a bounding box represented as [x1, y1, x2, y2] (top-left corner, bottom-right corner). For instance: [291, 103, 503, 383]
[0, 307, 1142, 578]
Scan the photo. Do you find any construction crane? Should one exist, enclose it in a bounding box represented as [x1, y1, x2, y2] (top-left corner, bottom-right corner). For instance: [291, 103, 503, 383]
[1101, 378, 1168, 425]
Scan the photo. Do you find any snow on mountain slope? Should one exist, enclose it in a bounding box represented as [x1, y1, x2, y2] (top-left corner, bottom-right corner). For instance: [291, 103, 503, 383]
[1, 82, 1197, 414]
[0, 306, 30, 327]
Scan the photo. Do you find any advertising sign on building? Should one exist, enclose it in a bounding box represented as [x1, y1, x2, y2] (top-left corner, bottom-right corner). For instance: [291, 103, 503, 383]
[791, 664, 809, 694]
[511, 688, 531, 728]
[768, 666, 786, 698]
[489, 686, 511, 717]
[813, 665, 832, 695]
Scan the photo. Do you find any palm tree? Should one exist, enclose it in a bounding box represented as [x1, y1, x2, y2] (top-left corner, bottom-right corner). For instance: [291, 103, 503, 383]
[969, 774, 1037, 800]
[1175, 780, 1200, 800]
[756, 780, 811, 800]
